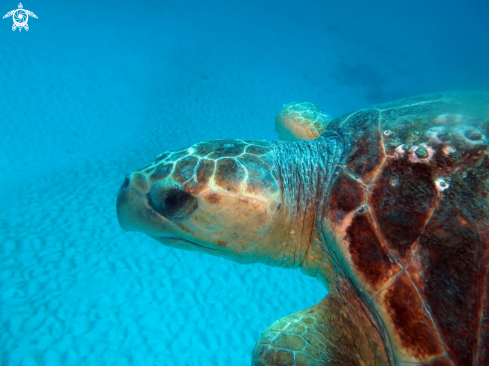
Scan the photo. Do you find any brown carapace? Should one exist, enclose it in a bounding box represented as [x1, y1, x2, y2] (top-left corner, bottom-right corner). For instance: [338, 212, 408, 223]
[117, 92, 489, 365]
[323, 92, 489, 365]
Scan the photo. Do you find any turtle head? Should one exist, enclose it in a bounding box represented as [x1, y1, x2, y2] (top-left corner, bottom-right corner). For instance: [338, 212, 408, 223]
[117, 139, 287, 265]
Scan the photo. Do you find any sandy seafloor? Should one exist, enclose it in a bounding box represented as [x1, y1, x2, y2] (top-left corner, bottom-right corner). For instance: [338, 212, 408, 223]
[1, 0, 488, 365]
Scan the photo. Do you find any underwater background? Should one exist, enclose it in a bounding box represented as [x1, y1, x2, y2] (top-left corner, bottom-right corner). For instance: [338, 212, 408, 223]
[1, 0, 488, 364]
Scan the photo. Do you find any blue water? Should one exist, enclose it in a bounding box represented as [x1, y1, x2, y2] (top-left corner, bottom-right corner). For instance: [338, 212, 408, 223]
[1, 0, 488, 365]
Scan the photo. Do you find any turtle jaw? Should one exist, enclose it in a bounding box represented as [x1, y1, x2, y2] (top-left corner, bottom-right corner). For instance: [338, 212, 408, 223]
[116, 175, 227, 255]
[149, 236, 226, 256]
[117, 180, 174, 236]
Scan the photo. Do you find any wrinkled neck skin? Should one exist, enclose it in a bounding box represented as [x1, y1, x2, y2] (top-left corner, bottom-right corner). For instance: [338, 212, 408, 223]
[260, 133, 343, 290]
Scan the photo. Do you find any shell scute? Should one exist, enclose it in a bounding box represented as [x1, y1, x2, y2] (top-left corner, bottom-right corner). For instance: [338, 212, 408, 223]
[346, 213, 399, 292]
[379, 272, 444, 361]
[342, 110, 385, 183]
[370, 159, 438, 259]
[326, 171, 365, 224]
[412, 164, 489, 366]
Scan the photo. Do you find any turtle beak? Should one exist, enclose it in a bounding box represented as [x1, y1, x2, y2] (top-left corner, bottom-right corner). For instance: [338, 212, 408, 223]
[116, 174, 164, 235]
[116, 174, 221, 254]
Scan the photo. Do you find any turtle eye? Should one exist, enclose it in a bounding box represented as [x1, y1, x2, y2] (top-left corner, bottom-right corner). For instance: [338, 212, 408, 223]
[148, 184, 197, 218]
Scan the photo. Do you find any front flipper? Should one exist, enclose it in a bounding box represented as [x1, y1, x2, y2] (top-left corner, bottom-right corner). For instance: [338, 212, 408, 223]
[274, 102, 331, 141]
[252, 294, 388, 366]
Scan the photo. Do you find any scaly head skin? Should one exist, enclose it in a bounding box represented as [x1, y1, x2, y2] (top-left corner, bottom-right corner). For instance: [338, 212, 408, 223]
[117, 137, 340, 271]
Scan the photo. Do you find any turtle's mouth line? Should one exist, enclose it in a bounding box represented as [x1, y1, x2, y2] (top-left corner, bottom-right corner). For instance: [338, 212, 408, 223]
[154, 236, 223, 254]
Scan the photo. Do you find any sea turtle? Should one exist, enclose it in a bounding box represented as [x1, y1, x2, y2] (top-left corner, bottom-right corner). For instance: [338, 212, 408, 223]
[116, 92, 489, 365]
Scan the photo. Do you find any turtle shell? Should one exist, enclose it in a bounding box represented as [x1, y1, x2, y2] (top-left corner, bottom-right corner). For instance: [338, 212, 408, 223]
[323, 92, 489, 365]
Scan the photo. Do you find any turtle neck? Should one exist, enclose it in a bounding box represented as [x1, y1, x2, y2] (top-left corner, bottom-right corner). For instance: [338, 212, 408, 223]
[264, 132, 344, 269]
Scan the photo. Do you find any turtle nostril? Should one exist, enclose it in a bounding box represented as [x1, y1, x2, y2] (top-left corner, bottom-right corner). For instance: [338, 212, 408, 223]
[122, 175, 130, 189]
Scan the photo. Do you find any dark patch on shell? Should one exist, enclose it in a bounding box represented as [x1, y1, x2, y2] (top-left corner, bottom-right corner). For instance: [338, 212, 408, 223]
[383, 273, 444, 359]
[327, 171, 365, 224]
[370, 159, 437, 259]
[414, 161, 489, 366]
[346, 213, 398, 292]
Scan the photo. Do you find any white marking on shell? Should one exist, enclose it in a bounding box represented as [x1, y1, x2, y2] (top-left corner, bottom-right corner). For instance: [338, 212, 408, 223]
[426, 127, 447, 146]
[435, 178, 449, 192]
[452, 126, 486, 150]
[434, 114, 448, 123]
[395, 144, 406, 158]
[442, 145, 456, 157]
[434, 113, 464, 124]
[408, 144, 435, 164]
